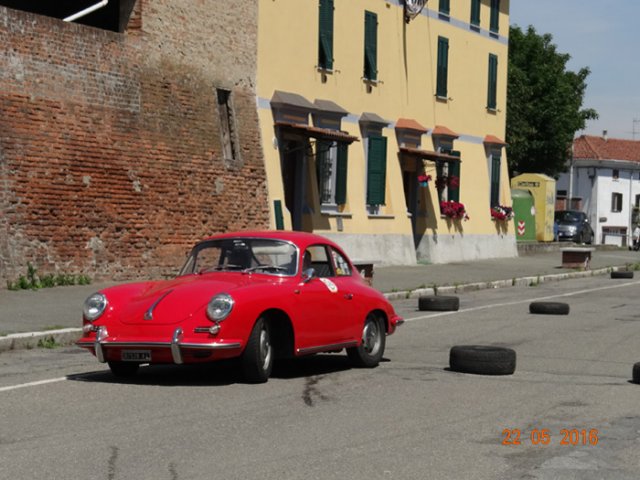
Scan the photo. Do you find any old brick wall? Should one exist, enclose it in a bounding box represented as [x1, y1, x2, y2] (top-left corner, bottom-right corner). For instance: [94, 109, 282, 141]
[0, 0, 269, 284]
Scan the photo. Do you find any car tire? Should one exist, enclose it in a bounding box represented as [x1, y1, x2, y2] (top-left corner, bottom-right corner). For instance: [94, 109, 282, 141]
[241, 317, 274, 383]
[633, 363, 640, 384]
[418, 295, 460, 311]
[108, 361, 139, 378]
[347, 313, 385, 368]
[449, 345, 516, 375]
[529, 301, 570, 315]
[611, 271, 634, 279]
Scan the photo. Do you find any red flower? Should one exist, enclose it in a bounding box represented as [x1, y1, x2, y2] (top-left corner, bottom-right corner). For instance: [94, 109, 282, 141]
[490, 205, 514, 221]
[440, 200, 469, 221]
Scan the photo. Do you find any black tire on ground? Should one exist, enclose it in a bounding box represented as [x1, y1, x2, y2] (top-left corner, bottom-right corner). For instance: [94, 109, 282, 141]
[529, 301, 570, 315]
[241, 317, 274, 383]
[611, 270, 634, 279]
[108, 361, 139, 378]
[347, 313, 386, 368]
[633, 363, 640, 384]
[418, 295, 460, 311]
[449, 345, 516, 375]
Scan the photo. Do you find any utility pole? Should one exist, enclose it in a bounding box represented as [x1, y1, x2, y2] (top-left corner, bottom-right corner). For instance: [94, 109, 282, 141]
[632, 118, 640, 140]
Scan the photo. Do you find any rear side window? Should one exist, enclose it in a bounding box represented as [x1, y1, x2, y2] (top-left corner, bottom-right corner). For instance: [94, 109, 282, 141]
[331, 248, 352, 276]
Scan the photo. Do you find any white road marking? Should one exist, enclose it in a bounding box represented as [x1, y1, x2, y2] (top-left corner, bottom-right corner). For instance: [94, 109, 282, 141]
[0, 376, 68, 393]
[403, 279, 640, 322]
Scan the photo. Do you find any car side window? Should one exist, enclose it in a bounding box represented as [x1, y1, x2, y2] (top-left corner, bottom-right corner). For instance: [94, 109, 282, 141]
[304, 245, 334, 277]
[330, 248, 352, 276]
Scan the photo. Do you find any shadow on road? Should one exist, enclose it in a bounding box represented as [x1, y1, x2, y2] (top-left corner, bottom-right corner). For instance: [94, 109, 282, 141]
[65, 353, 383, 387]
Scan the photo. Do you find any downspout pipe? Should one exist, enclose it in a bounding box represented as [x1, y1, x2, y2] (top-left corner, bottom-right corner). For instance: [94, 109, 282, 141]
[64, 0, 108, 22]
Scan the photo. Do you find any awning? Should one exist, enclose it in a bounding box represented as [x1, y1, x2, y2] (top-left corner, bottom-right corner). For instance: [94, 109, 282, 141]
[431, 125, 459, 138]
[400, 146, 461, 162]
[275, 121, 359, 143]
[395, 118, 428, 133]
[483, 134, 507, 146]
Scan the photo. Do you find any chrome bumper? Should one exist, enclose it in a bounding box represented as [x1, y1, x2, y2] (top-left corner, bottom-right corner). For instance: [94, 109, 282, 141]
[82, 326, 241, 365]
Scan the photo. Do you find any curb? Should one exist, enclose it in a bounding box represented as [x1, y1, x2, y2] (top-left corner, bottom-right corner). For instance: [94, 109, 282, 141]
[382, 266, 620, 300]
[0, 328, 82, 353]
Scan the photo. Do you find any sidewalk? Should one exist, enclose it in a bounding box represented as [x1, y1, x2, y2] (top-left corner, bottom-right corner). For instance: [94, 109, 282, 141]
[1, 245, 638, 351]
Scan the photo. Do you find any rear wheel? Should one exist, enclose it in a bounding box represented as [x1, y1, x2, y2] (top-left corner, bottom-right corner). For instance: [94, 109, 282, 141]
[347, 313, 385, 368]
[108, 361, 139, 378]
[241, 317, 273, 383]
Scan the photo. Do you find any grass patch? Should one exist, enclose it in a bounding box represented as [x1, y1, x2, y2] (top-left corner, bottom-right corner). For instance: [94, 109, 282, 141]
[6, 263, 91, 291]
[37, 336, 60, 349]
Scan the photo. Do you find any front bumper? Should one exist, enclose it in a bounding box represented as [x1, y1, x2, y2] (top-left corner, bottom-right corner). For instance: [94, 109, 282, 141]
[76, 326, 242, 364]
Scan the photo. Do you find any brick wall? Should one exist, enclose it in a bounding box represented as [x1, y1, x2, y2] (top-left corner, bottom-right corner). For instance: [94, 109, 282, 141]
[0, 1, 269, 284]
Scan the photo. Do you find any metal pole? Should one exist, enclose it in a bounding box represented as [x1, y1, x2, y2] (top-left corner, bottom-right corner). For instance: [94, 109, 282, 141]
[568, 143, 574, 209]
[64, 0, 108, 22]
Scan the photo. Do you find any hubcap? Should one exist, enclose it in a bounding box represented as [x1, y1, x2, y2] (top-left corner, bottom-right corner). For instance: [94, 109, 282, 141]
[362, 318, 381, 355]
[259, 328, 272, 371]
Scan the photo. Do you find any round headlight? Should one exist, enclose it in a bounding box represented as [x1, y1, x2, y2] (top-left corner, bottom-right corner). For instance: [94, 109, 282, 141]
[206, 293, 234, 322]
[83, 293, 108, 322]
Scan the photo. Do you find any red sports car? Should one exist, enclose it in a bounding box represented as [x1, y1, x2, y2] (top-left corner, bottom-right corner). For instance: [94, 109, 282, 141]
[77, 231, 403, 383]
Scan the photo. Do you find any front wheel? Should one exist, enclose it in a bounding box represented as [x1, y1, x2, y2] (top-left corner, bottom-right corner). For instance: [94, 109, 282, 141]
[241, 317, 274, 383]
[347, 313, 385, 368]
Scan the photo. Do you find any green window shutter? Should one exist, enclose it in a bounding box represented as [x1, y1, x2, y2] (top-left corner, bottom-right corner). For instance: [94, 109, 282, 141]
[439, 0, 450, 15]
[435, 162, 445, 203]
[367, 136, 387, 206]
[335, 143, 348, 205]
[470, 0, 480, 26]
[490, 154, 501, 207]
[436, 36, 449, 98]
[487, 54, 498, 110]
[490, 0, 500, 33]
[274, 200, 285, 230]
[364, 11, 377, 81]
[448, 151, 461, 203]
[318, 0, 334, 70]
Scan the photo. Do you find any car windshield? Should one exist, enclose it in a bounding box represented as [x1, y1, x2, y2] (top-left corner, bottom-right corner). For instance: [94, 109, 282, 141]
[555, 211, 580, 223]
[179, 238, 298, 277]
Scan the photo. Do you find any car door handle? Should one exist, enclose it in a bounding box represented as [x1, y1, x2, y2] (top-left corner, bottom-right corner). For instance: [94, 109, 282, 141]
[344, 293, 353, 300]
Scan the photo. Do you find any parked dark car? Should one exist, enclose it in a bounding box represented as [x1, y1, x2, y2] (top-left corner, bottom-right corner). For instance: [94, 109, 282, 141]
[555, 210, 594, 244]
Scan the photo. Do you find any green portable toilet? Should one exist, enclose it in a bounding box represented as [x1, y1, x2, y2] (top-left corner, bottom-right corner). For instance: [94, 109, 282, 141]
[511, 189, 536, 242]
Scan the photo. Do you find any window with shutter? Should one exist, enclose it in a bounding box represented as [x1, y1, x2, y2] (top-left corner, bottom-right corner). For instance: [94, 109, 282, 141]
[439, 0, 450, 16]
[487, 54, 498, 110]
[364, 11, 378, 81]
[367, 136, 387, 206]
[318, 0, 334, 70]
[490, 153, 501, 207]
[448, 151, 461, 203]
[490, 0, 500, 34]
[470, 0, 480, 26]
[436, 36, 449, 98]
[316, 141, 349, 208]
[335, 143, 348, 205]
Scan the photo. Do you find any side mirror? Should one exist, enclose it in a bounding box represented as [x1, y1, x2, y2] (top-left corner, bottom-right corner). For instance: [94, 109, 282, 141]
[301, 268, 316, 284]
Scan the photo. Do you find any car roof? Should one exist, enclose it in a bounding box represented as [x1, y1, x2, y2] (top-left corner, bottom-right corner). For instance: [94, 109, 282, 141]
[199, 230, 342, 251]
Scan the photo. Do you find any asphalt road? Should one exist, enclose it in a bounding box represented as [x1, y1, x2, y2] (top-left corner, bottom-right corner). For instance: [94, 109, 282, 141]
[1, 275, 640, 479]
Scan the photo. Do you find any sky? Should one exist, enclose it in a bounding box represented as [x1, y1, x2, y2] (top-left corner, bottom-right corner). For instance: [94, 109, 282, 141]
[509, 0, 640, 141]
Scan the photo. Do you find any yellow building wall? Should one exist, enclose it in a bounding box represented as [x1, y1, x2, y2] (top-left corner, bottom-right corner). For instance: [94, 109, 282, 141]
[257, 0, 513, 259]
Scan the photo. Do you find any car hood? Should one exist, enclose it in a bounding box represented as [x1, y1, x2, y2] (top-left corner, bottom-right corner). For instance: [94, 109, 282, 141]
[105, 273, 271, 326]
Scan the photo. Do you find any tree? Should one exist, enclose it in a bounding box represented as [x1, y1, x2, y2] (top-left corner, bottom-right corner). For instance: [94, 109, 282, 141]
[506, 26, 598, 177]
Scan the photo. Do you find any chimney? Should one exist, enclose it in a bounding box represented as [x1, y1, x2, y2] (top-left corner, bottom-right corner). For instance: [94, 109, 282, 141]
[603, 130, 608, 141]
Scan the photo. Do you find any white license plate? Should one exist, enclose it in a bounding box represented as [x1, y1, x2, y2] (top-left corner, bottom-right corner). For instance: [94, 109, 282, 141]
[121, 350, 151, 362]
